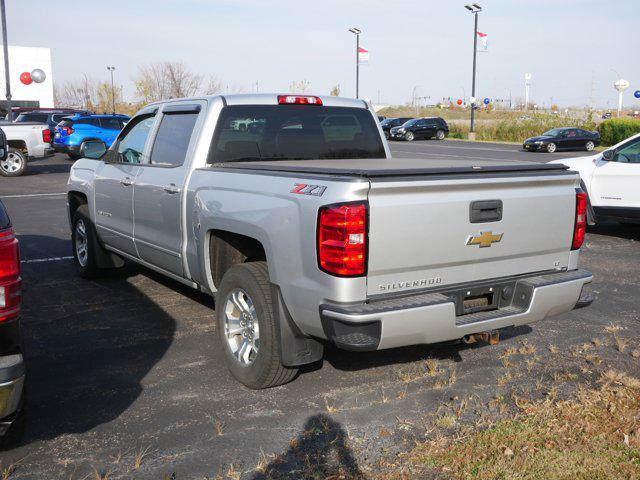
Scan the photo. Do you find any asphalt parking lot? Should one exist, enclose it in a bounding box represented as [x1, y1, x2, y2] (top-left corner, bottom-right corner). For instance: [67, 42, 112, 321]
[0, 143, 638, 479]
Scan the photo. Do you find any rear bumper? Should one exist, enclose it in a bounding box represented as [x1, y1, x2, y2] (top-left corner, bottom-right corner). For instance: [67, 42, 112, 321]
[0, 354, 25, 434]
[53, 144, 80, 155]
[320, 269, 593, 350]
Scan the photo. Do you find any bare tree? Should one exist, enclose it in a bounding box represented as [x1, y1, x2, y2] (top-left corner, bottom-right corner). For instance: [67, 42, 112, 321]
[135, 61, 202, 103]
[289, 79, 311, 93]
[56, 78, 97, 109]
[96, 81, 124, 113]
[204, 76, 223, 95]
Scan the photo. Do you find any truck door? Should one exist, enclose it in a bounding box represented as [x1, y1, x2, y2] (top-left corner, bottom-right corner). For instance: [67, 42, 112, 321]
[93, 114, 157, 256]
[591, 137, 640, 211]
[132, 103, 202, 277]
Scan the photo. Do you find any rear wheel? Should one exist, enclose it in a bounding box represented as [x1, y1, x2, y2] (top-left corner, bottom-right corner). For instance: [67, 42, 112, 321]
[384, 131, 390, 140]
[435, 129, 446, 140]
[405, 131, 415, 142]
[216, 262, 297, 389]
[67, 152, 81, 160]
[585, 140, 595, 152]
[0, 149, 27, 177]
[546, 142, 557, 153]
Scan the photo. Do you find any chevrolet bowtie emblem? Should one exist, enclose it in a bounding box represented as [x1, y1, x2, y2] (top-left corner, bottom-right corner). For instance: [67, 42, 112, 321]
[467, 231, 503, 248]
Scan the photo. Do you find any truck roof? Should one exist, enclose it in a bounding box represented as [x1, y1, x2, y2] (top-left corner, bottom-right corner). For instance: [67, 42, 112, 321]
[215, 157, 569, 178]
[147, 93, 369, 109]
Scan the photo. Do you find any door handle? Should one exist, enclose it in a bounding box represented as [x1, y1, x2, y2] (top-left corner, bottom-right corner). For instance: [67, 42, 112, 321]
[120, 177, 133, 187]
[163, 183, 181, 194]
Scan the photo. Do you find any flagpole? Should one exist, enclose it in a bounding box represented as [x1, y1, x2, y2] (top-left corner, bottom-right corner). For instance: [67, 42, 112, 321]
[356, 33, 360, 99]
[470, 9, 478, 134]
[464, 4, 482, 138]
[349, 27, 361, 99]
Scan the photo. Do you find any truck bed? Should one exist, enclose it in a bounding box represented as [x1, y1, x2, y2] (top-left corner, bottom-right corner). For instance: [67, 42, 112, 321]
[215, 157, 569, 178]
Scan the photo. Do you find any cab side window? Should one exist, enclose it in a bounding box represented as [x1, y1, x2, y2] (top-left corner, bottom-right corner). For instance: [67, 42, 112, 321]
[115, 116, 156, 164]
[149, 112, 199, 167]
[614, 138, 640, 164]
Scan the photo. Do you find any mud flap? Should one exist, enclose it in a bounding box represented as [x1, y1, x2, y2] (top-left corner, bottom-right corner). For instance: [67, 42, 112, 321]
[271, 285, 323, 367]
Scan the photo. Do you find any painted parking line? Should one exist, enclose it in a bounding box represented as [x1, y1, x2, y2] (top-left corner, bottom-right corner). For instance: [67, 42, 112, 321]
[0, 192, 66, 199]
[392, 150, 502, 162]
[21, 256, 73, 264]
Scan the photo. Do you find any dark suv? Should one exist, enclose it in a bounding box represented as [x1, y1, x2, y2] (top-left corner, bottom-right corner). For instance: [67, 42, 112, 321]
[380, 117, 414, 139]
[389, 117, 449, 141]
[14, 109, 93, 135]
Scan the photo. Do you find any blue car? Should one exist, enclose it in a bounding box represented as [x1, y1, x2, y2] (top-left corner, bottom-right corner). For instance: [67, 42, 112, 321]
[53, 114, 129, 159]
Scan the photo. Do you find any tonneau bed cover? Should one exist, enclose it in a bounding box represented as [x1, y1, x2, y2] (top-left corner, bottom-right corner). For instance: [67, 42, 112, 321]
[214, 157, 569, 178]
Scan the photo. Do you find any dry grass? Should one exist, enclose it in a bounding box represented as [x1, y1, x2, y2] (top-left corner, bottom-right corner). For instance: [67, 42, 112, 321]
[613, 334, 629, 353]
[324, 397, 339, 413]
[425, 359, 440, 377]
[214, 419, 225, 436]
[548, 344, 559, 354]
[133, 445, 152, 470]
[397, 370, 640, 479]
[1, 458, 25, 480]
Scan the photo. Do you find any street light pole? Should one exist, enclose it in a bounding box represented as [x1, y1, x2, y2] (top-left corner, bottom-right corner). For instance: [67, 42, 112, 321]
[0, 0, 11, 118]
[464, 4, 482, 137]
[107, 65, 116, 114]
[349, 27, 361, 99]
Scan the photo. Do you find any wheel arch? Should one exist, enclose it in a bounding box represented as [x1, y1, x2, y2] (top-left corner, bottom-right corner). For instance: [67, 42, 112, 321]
[206, 229, 267, 292]
[7, 140, 27, 153]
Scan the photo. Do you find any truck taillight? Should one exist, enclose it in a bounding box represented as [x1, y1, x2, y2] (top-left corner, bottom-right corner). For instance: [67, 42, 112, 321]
[317, 202, 367, 277]
[572, 190, 587, 250]
[42, 128, 51, 143]
[278, 95, 323, 105]
[0, 228, 21, 322]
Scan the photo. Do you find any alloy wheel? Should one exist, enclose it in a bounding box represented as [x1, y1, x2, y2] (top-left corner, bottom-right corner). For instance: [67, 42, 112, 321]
[0, 152, 22, 174]
[75, 219, 89, 267]
[585, 141, 595, 151]
[223, 288, 260, 365]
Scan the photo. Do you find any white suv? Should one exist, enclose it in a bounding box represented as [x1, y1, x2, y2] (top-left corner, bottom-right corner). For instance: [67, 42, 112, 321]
[551, 133, 640, 225]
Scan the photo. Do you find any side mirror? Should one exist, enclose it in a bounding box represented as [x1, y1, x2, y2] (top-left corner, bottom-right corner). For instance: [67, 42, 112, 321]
[602, 149, 615, 161]
[80, 140, 107, 160]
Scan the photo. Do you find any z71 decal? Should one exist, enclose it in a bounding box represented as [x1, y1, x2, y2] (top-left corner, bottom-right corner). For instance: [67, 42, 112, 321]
[290, 183, 327, 197]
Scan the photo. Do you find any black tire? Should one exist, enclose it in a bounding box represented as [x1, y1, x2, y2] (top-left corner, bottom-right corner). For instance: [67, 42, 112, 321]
[405, 131, 415, 142]
[546, 142, 557, 153]
[216, 262, 297, 389]
[435, 129, 446, 140]
[384, 131, 390, 140]
[0, 148, 27, 177]
[67, 152, 81, 160]
[71, 205, 102, 278]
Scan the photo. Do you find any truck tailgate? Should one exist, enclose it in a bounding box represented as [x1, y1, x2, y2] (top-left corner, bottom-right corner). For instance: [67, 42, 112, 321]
[367, 172, 578, 296]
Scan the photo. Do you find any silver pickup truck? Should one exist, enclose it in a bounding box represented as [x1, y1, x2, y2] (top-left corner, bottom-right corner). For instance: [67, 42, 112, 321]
[67, 94, 593, 389]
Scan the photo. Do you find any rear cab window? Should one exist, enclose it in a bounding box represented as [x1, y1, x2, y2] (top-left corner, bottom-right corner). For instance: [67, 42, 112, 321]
[208, 105, 385, 163]
[15, 113, 49, 123]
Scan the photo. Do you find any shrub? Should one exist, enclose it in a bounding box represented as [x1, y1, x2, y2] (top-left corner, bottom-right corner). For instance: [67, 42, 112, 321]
[597, 118, 640, 146]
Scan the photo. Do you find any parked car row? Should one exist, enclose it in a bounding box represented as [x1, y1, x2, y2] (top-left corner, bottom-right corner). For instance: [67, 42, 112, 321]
[0, 107, 130, 176]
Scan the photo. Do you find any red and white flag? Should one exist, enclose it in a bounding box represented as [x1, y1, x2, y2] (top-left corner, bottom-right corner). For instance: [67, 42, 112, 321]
[358, 46, 369, 64]
[477, 31, 488, 50]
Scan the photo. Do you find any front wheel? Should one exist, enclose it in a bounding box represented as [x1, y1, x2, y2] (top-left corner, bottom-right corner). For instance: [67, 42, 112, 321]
[405, 132, 415, 142]
[435, 129, 446, 140]
[585, 141, 595, 152]
[0, 149, 27, 177]
[67, 152, 81, 160]
[72, 205, 103, 278]
[384, 131, 390, 140]
[546, 142, 557, 153]
[216, 262, 297, 389]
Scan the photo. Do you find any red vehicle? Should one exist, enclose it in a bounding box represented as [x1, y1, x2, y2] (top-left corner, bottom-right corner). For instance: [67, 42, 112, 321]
[0, 200, 24, 441]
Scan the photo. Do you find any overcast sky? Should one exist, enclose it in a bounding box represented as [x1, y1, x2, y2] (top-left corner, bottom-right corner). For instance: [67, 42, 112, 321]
[7, 0, 640, 108]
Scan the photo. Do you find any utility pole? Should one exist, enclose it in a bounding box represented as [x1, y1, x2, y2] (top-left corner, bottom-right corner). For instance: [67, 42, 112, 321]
[0, 0, 11, 119]
[588, 70, 596, 111]
[464, 4, 482, 138]
[349, 27, 361, 99]
[524, 73, 531, 111]
[107, 66, 116, 114]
